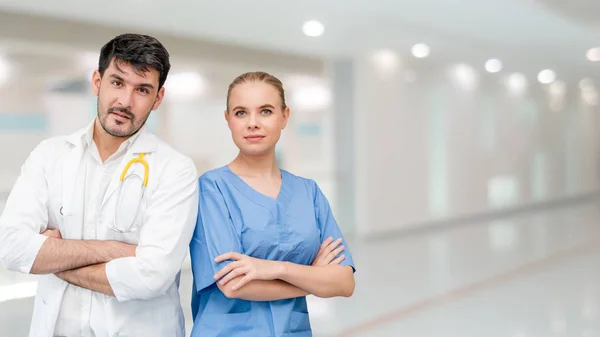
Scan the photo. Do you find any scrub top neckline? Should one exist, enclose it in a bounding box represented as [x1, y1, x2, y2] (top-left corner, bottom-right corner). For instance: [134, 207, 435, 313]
[221, 165, 293, 208]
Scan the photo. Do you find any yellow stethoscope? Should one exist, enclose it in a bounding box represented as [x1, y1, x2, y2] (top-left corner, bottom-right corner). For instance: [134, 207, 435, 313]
[110, 153, 149, 233]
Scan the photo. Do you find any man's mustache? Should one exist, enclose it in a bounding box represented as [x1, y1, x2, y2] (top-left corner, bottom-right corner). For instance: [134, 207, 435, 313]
[108, 107, 134, 119]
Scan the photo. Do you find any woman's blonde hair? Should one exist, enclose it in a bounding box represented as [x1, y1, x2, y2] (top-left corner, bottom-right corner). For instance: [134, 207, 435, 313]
[226, 71, 287, 110]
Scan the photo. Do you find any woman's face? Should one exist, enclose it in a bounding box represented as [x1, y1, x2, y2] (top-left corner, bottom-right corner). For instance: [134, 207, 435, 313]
[226, 81, 289, 156]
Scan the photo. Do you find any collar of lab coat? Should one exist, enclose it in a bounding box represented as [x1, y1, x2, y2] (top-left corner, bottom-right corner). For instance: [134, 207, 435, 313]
[64, 118, 158, 154]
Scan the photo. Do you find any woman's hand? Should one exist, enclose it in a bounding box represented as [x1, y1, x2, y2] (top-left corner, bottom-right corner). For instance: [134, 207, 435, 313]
[311, 237, 345, 266]
[214, 252, 283, 291]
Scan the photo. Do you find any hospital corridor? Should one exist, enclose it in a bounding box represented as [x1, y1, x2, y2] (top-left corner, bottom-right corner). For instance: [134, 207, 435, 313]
[1, 1, 600, 336]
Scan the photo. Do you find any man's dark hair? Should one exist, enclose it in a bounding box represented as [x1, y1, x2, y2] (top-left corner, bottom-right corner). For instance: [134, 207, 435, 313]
[98, 33, 171, 89]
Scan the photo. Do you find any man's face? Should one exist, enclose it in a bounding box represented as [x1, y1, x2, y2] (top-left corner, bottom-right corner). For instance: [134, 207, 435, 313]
[92, 58, 164, 138]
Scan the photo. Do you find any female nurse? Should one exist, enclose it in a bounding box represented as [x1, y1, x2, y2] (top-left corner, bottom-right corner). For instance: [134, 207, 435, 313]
[189, 71, 356, 337]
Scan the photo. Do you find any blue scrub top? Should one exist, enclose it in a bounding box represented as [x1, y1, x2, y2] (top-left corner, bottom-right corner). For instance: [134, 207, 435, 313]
[189, 166, 355, 337]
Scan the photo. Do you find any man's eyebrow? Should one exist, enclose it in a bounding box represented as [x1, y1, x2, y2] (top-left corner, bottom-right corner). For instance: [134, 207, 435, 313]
[108, 74, 155, 90]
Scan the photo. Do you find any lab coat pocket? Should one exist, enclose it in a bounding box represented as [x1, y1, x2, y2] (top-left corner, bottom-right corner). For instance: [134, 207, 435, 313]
[102, 184, 147, 244]
[113, 175, 146, 231]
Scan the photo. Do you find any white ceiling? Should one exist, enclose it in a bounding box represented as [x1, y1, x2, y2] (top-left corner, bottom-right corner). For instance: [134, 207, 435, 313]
[0, 0, 599, 75]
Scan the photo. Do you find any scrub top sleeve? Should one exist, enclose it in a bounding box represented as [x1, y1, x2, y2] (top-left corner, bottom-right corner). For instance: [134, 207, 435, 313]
[189, 189, 243, 292]
[314, 183, 356, 272]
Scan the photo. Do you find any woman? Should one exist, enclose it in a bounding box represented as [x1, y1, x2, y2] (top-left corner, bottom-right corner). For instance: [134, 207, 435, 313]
[189, 71, 356, 336]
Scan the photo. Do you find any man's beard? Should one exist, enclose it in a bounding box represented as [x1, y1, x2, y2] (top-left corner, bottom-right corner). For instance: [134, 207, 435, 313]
[98, 104, 149, 138]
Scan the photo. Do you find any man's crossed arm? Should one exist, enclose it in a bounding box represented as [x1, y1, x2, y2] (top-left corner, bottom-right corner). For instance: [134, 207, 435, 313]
[33, 229, 136, 297]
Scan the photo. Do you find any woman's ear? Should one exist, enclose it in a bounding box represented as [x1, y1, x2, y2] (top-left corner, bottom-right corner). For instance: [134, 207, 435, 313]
[224, 109, 233, 130]
[282, 106, 290, 130]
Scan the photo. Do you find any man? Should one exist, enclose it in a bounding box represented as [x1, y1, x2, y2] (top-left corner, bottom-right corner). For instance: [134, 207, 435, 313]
[0, 33, 199, 337]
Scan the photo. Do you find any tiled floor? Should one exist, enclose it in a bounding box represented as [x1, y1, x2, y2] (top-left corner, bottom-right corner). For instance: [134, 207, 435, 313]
[1, 201, 598, 337]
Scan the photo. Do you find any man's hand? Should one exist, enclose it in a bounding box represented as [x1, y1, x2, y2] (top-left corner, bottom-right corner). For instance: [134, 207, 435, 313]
[311, 237, 345, 266]
[41, 228, 62, 239]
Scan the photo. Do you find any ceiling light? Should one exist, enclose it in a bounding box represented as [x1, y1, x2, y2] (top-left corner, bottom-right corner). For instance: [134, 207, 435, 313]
[485, 58, 502, 73]
[587, 47, 600, 62]
[370, 49, 400, 72]
[505, 73, 527, 96]
[450, 63, 478, 90]
[302, 20, 324, 37]
[0, 55, 10, 86]
[537, 69, 556, 84]
[411, 43, 430, 58]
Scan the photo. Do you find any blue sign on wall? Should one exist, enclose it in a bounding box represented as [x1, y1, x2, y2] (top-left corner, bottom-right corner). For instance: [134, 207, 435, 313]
[296, 122, 321, 136]
[0, 114, 47, 132]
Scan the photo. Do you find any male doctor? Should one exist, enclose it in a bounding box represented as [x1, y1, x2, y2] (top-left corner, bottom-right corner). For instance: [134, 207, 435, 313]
[0, 33, 199, 337]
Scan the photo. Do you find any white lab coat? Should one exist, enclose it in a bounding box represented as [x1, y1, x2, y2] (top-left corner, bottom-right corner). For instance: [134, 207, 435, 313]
[0, 122, 199, 337]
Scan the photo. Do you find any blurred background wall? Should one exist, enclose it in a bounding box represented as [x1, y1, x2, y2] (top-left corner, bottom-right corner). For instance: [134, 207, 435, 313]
[2, 2, 600, 336]
[0, 0, 599, 239]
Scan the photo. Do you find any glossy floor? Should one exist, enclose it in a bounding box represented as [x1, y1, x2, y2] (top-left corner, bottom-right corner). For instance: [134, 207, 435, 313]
[1, 201, 598, 337]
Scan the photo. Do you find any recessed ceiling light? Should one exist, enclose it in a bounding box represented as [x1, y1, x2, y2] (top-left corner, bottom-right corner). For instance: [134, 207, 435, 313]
[370, 49, 399, 71]
[485, 58, 502, 73]
[302, 20, 324, 37]
[587, 47, 600, 62]
[449, 63, 478, 90]
[537, 69, 556, 84]
[505, 72, 527, 95]
[411, 43, 430, 58]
